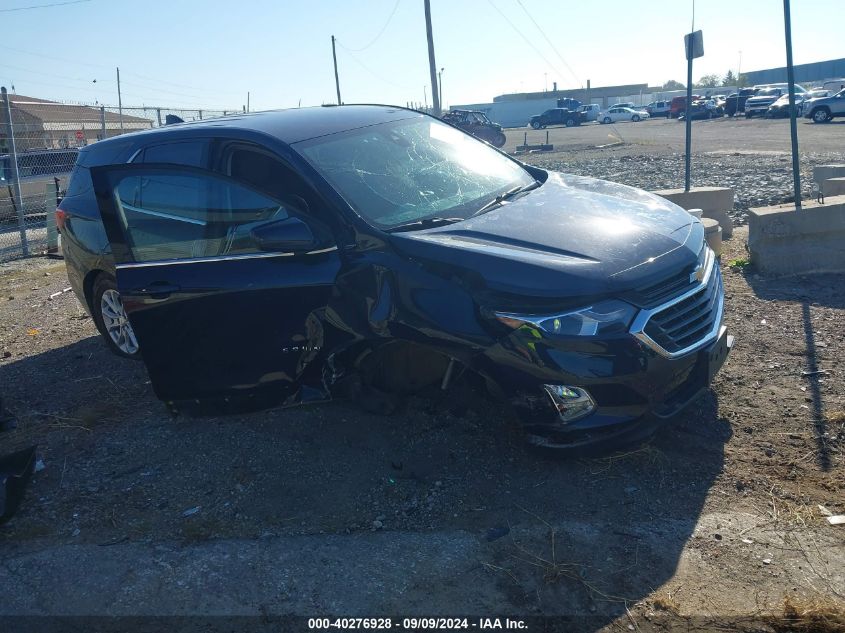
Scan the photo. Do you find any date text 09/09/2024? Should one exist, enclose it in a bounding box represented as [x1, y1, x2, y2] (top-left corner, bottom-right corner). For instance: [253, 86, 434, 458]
[308, 618, 528, 630]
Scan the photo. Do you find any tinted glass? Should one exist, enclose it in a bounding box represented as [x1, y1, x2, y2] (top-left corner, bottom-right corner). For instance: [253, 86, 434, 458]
[139, 141, 206, 167]
[298, 118, 533, 230]
[113, 170, 288, 262]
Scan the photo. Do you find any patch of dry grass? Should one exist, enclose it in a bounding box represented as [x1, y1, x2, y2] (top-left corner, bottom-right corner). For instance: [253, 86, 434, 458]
[767, 595, 845, 633]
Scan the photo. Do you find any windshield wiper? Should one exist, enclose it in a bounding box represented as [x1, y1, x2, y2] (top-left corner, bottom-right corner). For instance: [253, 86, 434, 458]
[471, 180, 542, 217]
[386, 216, 464, 233]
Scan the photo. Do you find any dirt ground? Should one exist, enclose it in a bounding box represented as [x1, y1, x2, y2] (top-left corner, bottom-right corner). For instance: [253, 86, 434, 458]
[1, 158, 844, 629]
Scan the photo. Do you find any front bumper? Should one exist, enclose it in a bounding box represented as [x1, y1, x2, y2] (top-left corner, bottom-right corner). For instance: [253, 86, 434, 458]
[476, 255, 731, 453]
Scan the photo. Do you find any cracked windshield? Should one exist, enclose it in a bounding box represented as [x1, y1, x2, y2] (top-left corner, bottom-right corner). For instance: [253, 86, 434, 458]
[298, 118, 534, 229]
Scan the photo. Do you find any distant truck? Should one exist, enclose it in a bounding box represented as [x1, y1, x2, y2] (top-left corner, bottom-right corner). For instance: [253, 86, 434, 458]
[529, 107, 583, 129]
[724, 88, 758, 116]
[441, 109, 507, 147]
[556, 97, 582, 110]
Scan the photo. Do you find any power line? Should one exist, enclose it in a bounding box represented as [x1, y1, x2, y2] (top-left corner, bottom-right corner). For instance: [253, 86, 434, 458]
[337, 47, 411, 92]
[486, 0, 572, 91]
[515, 0, 581, 87]
[0, 0, 91, 13]
[0, 44, 245, 98]
[340, 0, 401, 52]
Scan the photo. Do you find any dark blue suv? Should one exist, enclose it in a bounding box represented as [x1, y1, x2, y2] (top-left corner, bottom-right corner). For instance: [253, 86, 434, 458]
[58, 105, 730, 452]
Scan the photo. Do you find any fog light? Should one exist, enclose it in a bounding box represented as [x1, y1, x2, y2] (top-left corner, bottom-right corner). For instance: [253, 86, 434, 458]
[544, 385, 596, 423]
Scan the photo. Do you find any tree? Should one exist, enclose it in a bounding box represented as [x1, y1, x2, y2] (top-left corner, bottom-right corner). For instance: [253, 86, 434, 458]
[723, 70, 736, 86]
[662, 80, 685, 90]
[695, 74, 720, 88]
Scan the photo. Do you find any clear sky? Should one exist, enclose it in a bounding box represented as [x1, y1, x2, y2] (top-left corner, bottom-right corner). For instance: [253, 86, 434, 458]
[1, 0, 842, 111]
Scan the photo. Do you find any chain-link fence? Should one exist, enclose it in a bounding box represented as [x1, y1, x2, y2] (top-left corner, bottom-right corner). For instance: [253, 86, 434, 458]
[0, 87, 238, 262]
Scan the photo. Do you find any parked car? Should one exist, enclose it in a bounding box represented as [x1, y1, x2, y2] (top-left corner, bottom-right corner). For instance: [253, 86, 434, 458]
[578, 103, 601, 122]
[529, 108, 582, 129]
[58, 105, 730, 452]
[765, 93, 807, 118]
[441, 109, 506, 147]
[677, 100, 717, 121]
[744, 84, 807, 118]
[669, 95, 703, 118]
[724, 88, 757, 116]
[598, 107, 650, 123]
[645, 101, 671, 118]
[0, 149, 78, 224]
[803, 88, 845, 123]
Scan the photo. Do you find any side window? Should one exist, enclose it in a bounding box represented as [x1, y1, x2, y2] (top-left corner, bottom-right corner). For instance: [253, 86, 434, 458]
[112, 169, 289, 263]
[133, 141, 207, 167]
[224, 146, 313, 209]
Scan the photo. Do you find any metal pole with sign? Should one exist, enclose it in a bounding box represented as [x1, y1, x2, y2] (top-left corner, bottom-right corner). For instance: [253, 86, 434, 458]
[684, 30, 703, 193]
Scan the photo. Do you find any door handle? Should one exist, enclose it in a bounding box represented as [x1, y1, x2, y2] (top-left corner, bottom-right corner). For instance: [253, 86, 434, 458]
[134, 282, 182, 299]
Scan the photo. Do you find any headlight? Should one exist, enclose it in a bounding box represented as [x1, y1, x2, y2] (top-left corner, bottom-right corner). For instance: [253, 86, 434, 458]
[495, 299, 637, 336]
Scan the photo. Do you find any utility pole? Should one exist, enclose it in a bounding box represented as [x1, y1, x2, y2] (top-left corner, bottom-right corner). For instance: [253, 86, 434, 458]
[424, 0, 441, 116]
[247, 91, 250, 112]
[423, 85, 428, 110]
[438, 67, 444, 110]
[783, 0, 801, 210]
[116, 67, 124, 131]
[331, 35, 342, 105]
[737, 50, 743, 88]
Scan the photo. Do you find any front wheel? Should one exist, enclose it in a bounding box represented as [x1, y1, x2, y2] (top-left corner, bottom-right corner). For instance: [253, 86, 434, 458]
[92, 274, 141, 359]
[602, 117, 611, 124]
[492, 132, 506, 148]
[812, 108, 831, 123]
[530, 121, 541, 129]
[632, 114, 640, 122]
[565, 118, 576, 127]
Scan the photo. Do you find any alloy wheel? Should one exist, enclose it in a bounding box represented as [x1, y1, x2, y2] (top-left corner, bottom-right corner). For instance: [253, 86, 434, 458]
[100, 289, 139, 355]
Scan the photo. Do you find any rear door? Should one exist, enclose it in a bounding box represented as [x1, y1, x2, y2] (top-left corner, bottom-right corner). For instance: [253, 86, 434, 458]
[90, 162, 341, 412]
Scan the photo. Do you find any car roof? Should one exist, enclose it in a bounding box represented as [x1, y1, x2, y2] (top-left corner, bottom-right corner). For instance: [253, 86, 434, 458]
[81, 105, 422, 155]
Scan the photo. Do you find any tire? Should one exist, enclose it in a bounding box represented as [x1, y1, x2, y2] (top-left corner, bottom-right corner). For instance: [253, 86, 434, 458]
[602, 117, 611, 124]
[92, 274, 141, 359]
[565, 118, 575, 127]
[812, 108, 831, 123]
[492, 132, 506, 148]
[632, 114, 640, 122]
[530, 120, 541, 129]
[745, 112, 752, 118]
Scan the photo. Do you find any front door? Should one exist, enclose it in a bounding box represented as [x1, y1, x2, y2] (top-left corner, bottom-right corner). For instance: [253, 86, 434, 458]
[91, 163, 341, 412]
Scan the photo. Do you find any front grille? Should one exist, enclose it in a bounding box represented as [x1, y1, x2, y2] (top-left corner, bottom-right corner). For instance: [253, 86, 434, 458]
[642, 266, 722, 355]
[629, 245, 706, 308]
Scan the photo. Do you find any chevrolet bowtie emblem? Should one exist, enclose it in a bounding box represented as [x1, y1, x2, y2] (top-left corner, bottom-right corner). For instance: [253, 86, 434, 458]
[690, 263, 705, 284]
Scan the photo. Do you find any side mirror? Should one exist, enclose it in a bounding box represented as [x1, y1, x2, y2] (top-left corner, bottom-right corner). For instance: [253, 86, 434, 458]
[251, 217, 318, 253]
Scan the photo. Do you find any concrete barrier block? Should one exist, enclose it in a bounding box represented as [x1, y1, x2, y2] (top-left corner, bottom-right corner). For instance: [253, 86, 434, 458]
[653, 187, 734, 238]
[821, 177, 845, 198]
[747, 195, 845, 275]
[702, 217, 722, 257]
[813, 165, 845, 188]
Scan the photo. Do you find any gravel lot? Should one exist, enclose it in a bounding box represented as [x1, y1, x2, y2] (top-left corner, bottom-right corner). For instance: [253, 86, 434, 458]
[1, 119, 844, 631]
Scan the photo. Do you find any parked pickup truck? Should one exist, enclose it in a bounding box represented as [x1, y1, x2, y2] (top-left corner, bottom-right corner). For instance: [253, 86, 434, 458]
[744, 84, 806, 118]
[529, 108, 582, 129]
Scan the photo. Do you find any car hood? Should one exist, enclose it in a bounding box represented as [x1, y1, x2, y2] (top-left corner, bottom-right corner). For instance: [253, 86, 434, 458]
[746, 95, 779, 104]
[389, 172, 704, 301]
